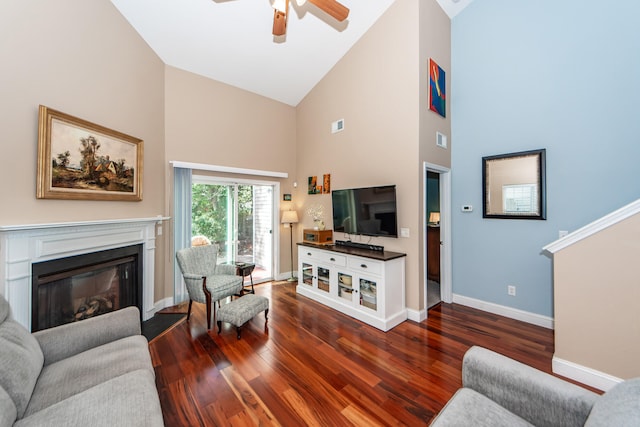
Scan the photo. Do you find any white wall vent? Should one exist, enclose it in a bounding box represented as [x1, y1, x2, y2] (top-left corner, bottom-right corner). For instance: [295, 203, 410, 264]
[331, 119, 344, 134]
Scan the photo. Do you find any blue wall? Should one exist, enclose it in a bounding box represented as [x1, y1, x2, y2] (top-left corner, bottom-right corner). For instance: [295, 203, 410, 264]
[451, 0, 640, 317]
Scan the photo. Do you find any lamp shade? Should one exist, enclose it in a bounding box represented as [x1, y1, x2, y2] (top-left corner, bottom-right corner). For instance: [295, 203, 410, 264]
[281, 210, 299, 224]
[429, 212, 440, 224]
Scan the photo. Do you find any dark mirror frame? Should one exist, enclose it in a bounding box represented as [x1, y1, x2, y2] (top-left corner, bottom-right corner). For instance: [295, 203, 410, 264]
[482, 148, 546, 220]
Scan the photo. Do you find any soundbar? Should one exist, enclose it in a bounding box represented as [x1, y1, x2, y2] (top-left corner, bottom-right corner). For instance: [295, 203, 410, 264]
[335, 240, 384, 252]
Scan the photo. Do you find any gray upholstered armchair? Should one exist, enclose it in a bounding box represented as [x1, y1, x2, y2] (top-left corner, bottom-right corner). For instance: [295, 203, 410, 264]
[176, 244, 243, 329]
[430, 346, 640, 426]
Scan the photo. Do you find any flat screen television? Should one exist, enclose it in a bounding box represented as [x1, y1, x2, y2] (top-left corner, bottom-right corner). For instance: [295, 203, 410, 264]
[331, 185, 398, 238]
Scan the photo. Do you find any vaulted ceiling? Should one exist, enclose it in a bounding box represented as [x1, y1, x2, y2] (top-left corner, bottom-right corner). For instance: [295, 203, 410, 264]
[110, 0, 473, 106]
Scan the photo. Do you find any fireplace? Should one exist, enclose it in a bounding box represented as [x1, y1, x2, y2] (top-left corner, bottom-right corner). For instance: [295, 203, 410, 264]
[31, 245, 143, 331]
[0, 217, 161, 331]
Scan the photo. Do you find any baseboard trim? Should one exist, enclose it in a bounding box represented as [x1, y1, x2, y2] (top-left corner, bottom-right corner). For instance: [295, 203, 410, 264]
[406, 308, 426, 322]
[452, 294, 554, 329]
[552, 356, 622, 392]
[277, 272, 297, 282]
[152, 297, 175, 314]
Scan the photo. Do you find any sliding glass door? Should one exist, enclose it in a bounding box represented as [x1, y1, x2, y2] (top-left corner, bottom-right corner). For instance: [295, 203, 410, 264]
[192, 177, 274, 282]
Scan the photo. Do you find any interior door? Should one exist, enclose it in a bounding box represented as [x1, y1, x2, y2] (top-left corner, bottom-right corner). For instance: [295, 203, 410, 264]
[192, 179, 274, 283]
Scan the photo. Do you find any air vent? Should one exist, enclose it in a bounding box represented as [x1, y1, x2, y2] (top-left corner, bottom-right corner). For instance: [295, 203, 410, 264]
[331, 119, 344, 134]
[436, 131, 447, 149]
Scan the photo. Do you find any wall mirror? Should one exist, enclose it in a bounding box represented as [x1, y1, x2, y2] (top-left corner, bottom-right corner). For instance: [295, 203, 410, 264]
[482, 149, 546, 220]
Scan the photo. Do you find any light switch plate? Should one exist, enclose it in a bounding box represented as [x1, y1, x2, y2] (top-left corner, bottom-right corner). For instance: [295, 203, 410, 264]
[400, 228, 410, 238]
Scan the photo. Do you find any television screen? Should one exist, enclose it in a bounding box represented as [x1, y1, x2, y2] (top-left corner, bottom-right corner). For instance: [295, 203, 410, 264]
[332, 185, 398, 238]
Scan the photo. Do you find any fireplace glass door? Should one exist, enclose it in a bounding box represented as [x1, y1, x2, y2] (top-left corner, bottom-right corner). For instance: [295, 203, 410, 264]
[32, 245, 142, 331]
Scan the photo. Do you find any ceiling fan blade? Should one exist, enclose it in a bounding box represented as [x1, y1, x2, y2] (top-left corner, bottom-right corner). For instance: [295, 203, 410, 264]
[272, 0, 289, 36]
[307, 0, 349, 22]
[273, 9, 287, 36]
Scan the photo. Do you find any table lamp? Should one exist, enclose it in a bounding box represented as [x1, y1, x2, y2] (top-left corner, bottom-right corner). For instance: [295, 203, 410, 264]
[429, 212, 440, 225]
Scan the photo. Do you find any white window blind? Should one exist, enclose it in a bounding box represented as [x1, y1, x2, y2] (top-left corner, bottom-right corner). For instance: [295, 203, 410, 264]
[503, 184, 539, 215]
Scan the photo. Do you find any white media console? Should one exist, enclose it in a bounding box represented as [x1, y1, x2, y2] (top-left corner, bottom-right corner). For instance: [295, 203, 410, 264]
[296, 243, 407, 331]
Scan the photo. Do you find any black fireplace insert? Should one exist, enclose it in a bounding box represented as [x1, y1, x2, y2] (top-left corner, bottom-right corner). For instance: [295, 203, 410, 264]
[31, 244, 143, 332]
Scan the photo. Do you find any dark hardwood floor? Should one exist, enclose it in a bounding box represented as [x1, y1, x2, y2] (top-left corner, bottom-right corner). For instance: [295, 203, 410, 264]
[150, 281, 557, 426]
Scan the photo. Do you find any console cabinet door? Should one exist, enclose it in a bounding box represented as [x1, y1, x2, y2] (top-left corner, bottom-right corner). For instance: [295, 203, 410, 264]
[337, 271, 354, 304]
[317, 265, 331, 294]
[357, 276, 379, 313]
[300, 261, 314, 287]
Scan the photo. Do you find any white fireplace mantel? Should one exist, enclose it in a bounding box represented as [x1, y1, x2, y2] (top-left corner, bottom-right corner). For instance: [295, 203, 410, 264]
[0, 216, 166, 330]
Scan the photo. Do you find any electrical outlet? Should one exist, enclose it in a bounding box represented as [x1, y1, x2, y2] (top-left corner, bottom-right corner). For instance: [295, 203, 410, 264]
[508, 285, 516, 296]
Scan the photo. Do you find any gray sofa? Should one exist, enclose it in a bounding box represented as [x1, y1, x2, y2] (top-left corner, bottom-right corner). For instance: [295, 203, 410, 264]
[430, 346, 640, 426]
[0, 295, 164, 426]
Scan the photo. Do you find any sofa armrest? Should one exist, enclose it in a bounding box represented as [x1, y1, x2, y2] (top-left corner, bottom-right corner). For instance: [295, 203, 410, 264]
[32, 306, 141, 366]
[463, 346, 599, 427]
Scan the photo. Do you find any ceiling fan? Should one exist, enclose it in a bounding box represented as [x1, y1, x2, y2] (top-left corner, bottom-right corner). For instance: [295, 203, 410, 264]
[271, 0, 350, 36]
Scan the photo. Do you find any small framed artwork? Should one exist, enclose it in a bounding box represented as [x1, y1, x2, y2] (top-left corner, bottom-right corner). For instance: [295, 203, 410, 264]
[37, 105, 143, 201]
[308, 176, 319, 194]
[429, 58, 446, 118]
[322, 174, 331, 194]
[283, 193, 292, 201]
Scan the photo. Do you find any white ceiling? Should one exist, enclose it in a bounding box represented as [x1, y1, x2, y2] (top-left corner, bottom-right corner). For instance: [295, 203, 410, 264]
[110, 0, 472, 106]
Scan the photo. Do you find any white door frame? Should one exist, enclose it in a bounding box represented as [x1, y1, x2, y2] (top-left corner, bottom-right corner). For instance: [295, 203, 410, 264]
[192, 174, 281, 282]
[423, 162, 452, 315]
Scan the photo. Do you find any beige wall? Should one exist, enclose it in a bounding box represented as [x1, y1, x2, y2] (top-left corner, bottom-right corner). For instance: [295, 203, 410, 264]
[418, 0, 452, 307]
[554, 214, 640, 379]
[418, 1, 452, 171]
[164, 67, 298, 298]
[164, 66, 296, 171]
[0, 0, 167, 300]
[296, 0, 450, 312]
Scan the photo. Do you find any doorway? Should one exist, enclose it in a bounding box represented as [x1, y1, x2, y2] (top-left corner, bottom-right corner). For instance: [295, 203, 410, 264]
[423, 162, 452, 314]
[426, 171, 441, 309]
[192, 176, 275, 283]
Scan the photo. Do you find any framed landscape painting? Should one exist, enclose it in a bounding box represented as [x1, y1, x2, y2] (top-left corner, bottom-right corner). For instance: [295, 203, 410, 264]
[37, 105, 143, 201]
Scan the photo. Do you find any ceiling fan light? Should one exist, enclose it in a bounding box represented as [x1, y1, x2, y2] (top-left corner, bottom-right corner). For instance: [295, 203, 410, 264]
[271, 0, 288, 13]
[295, 0, 307, 6]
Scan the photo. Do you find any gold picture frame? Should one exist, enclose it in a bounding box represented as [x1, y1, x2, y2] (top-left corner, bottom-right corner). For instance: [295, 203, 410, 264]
[37, 105, 143, 201]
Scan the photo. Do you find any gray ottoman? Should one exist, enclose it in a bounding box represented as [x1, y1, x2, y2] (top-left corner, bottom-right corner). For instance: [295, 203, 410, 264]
[216, 294, 269, 339]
